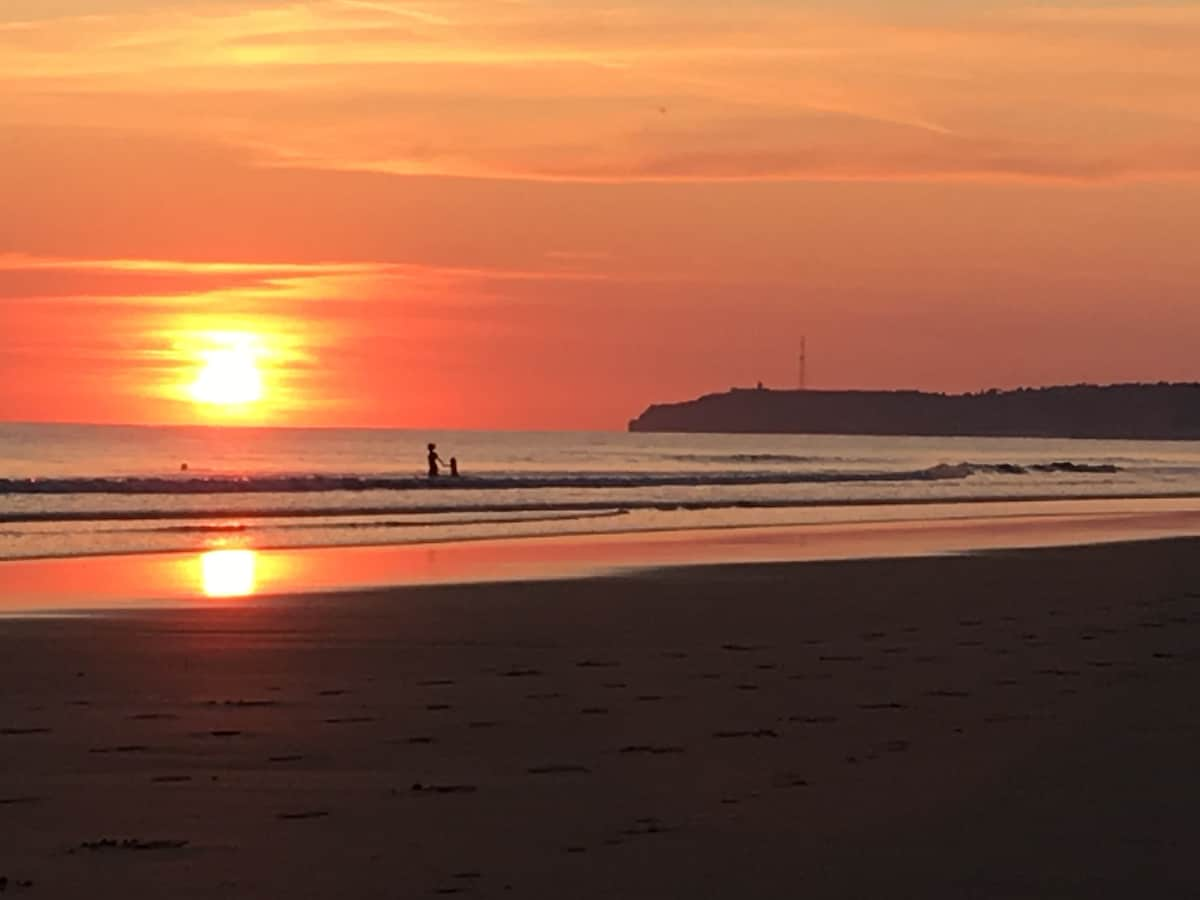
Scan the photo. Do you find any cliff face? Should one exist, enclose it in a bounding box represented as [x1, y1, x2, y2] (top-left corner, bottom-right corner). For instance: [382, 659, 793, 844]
[628, 384, 1200, 440]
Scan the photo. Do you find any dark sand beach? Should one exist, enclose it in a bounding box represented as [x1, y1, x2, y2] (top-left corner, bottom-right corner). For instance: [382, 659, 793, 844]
[2, 538, 1198, 898]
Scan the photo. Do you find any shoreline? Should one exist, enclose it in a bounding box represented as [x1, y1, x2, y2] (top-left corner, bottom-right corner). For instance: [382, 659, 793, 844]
[1, 540, 1197, 897]
[8, 489, 1200, 525]
[5, 493, 1200, 563]
[3, 499, 1200, 615]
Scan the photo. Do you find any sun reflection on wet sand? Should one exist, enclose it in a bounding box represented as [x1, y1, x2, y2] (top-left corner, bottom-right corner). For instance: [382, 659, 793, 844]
[199, 549, 257, 598]
[3, 502, 1200, 614]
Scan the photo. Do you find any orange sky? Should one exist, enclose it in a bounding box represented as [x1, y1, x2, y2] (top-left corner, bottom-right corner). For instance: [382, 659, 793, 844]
[2, 1, 1199, 429]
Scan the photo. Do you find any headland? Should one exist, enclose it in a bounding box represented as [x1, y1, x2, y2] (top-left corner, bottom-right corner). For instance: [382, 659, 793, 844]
[629, 382, 1200, 439]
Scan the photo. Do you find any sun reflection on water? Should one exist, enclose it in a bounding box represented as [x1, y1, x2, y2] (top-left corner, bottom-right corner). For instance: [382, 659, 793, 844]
[199, 549, 258, 598]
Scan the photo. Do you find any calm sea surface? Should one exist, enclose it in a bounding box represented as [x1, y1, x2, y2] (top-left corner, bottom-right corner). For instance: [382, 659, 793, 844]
[2, 422, 1200, 561]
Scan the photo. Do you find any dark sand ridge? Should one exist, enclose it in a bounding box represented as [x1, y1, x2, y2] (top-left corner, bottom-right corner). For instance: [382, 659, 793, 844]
[1, 539, 1198, 897]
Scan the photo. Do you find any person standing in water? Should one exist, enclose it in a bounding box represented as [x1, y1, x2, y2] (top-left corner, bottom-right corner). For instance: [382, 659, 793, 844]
[427, 443, 445, 478]
[449, 457, 459, 477]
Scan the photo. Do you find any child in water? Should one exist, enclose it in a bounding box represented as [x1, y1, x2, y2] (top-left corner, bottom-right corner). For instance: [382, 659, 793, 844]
[449, 457, 459, 477]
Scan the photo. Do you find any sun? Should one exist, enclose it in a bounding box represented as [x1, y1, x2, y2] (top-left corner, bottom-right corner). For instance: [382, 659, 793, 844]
[189, 334, 264, 407]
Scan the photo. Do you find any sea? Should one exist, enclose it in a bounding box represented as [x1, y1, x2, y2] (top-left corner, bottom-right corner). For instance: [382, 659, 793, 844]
[3, 422, 1200, 562]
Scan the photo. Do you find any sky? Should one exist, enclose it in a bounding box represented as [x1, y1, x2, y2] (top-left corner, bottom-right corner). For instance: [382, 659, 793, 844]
[2, 0, 1199, 429]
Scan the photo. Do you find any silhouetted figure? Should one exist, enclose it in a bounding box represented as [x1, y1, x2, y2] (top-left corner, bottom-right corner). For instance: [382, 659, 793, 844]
[427, 443, 445, 478]
[449, 457, 459, 477]
[180, 462, 189, 472]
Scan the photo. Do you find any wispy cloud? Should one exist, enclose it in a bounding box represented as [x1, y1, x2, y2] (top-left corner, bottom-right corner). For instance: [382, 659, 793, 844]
[2, 1, 1197, 184]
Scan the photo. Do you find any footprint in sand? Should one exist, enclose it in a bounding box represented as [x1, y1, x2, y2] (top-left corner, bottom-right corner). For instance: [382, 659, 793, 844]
[713, 728, 778, 739]
[215, 699, 279, 708]
[411, 783, 478, 795]
[500, 668, 543, 678]
[77, 838, 189, 852]
[790, 714, 838, 725]
[621, 816, 673, 837]
[527, 764, 591, 775]
[619, 744, 684, 756]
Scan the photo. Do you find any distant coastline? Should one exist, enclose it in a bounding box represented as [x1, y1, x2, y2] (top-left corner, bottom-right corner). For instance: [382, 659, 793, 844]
[629, 383, 1200, 440]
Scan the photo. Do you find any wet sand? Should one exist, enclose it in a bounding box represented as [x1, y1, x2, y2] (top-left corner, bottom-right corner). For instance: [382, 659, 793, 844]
[1, 538, 1198, 897]
[6, 497, 1200, 613]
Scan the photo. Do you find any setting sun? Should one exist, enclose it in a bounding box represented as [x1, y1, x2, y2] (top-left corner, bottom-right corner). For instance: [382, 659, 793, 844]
[189, 333, 264, 407]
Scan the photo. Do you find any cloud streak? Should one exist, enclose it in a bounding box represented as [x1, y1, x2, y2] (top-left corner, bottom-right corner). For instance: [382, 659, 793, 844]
[2, 1, 1197, 184]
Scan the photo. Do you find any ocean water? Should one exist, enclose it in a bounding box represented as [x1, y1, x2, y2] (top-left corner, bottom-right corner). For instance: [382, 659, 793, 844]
[2, 422, 1200, 561]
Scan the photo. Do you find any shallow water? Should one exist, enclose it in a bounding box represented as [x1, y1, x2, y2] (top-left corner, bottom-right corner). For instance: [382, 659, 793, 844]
[2, 423, 1199, 560]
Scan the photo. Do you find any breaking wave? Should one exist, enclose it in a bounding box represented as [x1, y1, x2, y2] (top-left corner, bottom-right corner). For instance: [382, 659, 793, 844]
[0, 460, 1119, 497]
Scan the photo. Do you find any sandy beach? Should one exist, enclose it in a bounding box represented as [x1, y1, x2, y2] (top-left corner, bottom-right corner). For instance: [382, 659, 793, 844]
[2, 538, 1198, 898]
